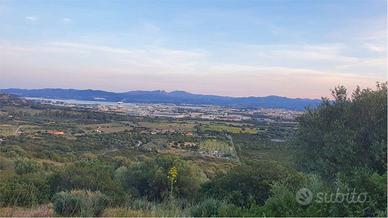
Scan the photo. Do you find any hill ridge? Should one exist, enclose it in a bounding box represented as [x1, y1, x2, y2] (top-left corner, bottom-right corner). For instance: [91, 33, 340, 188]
[0, 88, 321, 110]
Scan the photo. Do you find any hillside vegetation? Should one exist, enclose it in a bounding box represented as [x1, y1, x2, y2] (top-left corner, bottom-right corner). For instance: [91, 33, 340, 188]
[0, 83, 386, 217]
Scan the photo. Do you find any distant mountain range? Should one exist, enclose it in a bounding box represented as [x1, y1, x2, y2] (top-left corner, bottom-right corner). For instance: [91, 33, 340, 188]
[0, 92, 29, 107]
[0, 88, 321, 110]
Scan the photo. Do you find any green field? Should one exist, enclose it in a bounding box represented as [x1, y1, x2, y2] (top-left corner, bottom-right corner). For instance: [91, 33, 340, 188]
[139, 121, 196, 132]
[200, 139, 231, 153]
[201, 123, 257, 134]
[78, 122, 133, 134]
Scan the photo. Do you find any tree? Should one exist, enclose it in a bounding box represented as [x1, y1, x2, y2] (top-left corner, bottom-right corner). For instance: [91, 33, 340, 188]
[295, 83, 387, 179]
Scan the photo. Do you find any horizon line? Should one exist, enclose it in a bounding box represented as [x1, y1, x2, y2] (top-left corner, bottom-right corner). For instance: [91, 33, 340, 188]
[1, 87, 323, 100]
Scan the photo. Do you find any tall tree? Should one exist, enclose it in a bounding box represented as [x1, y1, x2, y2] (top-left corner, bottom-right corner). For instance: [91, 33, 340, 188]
[295, 83, 387, 179]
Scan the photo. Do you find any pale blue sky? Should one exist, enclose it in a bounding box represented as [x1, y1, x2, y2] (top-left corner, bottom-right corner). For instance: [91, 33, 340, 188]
[0, 0, 386, 98]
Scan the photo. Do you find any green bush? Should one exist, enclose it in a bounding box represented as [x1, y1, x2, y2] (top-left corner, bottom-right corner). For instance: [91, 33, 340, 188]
[120, 156, 206, 201]
[0, 172, 52, 207]
[190, 198, 224, 217]
[14, 158, 40, 175]
[200, 161, 303, 207]
[0, 177, 39, 207]
[0, 156, 14, 171]
[130, 198, 154, 210]
[56, 160, 126, 205]
[295, 84, 387, 179]
[334, 168, 387, 217]
[256, 171, 387, 217]
[190, 198, 241, 217]
[53, 190, 109, 217]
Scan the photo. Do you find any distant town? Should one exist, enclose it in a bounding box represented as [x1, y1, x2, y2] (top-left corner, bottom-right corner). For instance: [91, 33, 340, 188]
[31, 98, 303, 123]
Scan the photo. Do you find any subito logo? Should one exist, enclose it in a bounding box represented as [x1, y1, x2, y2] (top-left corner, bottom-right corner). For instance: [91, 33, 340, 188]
[296, 188, 313, 205]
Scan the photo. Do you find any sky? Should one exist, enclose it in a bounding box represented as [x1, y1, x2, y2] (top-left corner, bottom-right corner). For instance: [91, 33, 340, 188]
[0, 0, 386, 98]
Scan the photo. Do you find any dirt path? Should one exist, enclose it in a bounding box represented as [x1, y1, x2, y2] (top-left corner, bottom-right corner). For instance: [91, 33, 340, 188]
[226, 134, 240, 163]
[15, 125, 23, 136]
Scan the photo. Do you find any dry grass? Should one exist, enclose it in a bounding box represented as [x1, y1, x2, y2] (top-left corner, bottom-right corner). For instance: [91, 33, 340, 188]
[102, 208, 155, 217]
[103, 205, 186, 217]
[0, 124, 17, 137]
[0, 204, 54, 217]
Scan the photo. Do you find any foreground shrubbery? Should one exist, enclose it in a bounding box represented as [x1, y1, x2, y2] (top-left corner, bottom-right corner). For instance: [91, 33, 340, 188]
[200, 161, 303, 207]
[55, 159, 127, 205]
[190, 198, 241, 217]
[117, 156, 206, 201]
[102, 198, 189, 217]
[52, 190, 109, 216]
[252, 169, 387, 217]
[0, 171, 52, 207]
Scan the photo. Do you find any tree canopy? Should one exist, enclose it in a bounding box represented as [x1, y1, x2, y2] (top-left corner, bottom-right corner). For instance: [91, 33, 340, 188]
[295, 83, 387, 179]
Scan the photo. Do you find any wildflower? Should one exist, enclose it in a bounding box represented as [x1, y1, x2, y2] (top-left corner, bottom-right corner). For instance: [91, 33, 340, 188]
[168, 166, 178, 198]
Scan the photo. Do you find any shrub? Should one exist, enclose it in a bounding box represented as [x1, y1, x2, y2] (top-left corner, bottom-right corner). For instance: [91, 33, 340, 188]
[0, 156, 14, 171]
[0, 177, 39, 207]
[190, 198, 238, 217]
[200, 161, 303, 207]
[102, 199, 187, 217]
[56, 160, 126, 205]
[0, 173, 52, 207]
[334, 168, 387, 217]
[53, 190, 109, 217]
[295, 84, 387, 179]
[14, 158, 40, 175]
[57, 160, 114, 191]
[53, 191, 82, 216]
[254, 175, 332, 217]
[257, 171, 387, 217]
[130, 198, 154, 211]
[120, 156, 206, 201]
[190, 198, 223, 217]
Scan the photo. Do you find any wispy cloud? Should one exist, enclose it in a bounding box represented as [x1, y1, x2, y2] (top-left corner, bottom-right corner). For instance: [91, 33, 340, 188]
[364, 43, 386, 53]
[25, 16, 37, 22]
[0, 40, 384, 98]
[62, 17, 72, 24]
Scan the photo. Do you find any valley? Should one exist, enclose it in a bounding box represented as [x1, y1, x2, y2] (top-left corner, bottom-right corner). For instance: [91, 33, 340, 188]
[0, 85, 385, 217]
[0, 95, 297, 165]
